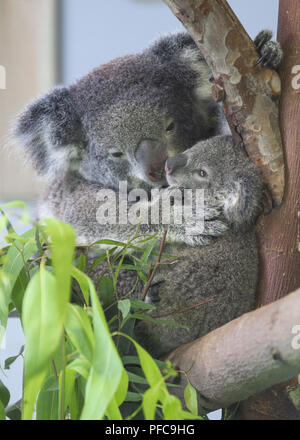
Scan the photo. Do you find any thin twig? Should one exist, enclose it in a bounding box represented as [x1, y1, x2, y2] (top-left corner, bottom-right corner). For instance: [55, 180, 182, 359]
[152, 298, 213, 319]
[140, 230, 168, 302]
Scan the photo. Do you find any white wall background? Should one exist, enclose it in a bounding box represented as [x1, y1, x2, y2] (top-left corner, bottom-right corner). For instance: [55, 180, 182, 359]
[60, 0, 279, 84]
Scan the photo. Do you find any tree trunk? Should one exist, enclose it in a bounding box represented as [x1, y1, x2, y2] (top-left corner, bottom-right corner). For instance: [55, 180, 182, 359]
[163, 0, 285, 206]
[165, 289, 300, 414]
[233, 0, 300, 420]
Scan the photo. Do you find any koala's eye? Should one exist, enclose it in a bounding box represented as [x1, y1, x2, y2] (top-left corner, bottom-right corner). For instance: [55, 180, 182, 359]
[111, 151, 123, 158]
[166, 121, 175, 133]
[194, 169, 208, 179]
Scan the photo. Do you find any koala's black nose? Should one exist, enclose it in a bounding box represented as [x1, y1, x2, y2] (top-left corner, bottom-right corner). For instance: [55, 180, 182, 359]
[165, 154, 187, 175]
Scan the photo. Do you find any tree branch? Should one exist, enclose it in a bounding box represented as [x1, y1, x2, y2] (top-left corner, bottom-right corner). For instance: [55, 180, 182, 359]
[233, 0, 300, 419]
[163, 0, 285, 206]
[164, 289, 300, 413]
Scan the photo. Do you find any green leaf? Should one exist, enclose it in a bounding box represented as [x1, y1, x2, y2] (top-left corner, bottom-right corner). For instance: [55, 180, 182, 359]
[117, 333, 193, 420]
[162, 394, 182, 420]
[64, 304, 95, 362]
[112, 264, 149, 271]
[122, 355, 140, 365]
[0, 208, 16, 235]
[127, 372, 149, 385]
[71, 266, 90, 306]
[76, 253, 86, 272]
[140, 240, 157, 266]
[5, 399, 22, 420]
[118, 299, 131, 320]
[44, 218, 75, 307]
[184, 382, 198, 416]
[22, 267, 62, 419]
[105, 396, 123, 420]
[0, 201, 29, 226]
[79, 274, 124, 420]
[36, 376, 59, 420]
[125, 392, 142, 402]
[4, 345, 24, 370]
[0, 228, 38, 340]
[143, 380, 163, 420]
[88, 249, 115, 272]
[91, 239, 142, 253]
[11, 268, 28, 314]
[59, 367, 77, 419]
[0, 379, 10, 408]
[98, 276, 114, 308]
[22, 268, 63, 376]
[92, 239, 128, 247]
[0, 400, 5, 420]
[113, 368, 128, 407]
[68, 358, 91, 381]
[22, 370, 47, 421]
[22, 219, 76, 419]
[137, 270, 148, 283]
[130, 299, 156, 310]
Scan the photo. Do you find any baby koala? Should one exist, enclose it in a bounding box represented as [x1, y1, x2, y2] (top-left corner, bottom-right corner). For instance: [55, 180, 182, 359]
[134, 135, 263, 358]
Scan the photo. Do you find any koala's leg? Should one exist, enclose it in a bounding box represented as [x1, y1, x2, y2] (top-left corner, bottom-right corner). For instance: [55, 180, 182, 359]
[254, 30, 283, 69]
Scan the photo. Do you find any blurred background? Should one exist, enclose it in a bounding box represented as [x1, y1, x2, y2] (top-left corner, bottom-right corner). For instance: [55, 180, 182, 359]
[0, 0, 280, 417]
[0, 0, 279, 202]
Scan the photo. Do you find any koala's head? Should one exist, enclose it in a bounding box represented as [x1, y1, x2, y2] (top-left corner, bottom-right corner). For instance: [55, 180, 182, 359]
[14, 32, 220, 191]
[165, 136, 263, 231]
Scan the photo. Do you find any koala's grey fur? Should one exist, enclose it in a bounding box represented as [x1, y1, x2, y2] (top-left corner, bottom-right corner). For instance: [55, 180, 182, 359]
[14, 30, 276, 357]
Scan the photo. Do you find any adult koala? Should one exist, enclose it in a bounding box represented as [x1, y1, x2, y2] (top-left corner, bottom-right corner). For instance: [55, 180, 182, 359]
[15, 30, 280, 216]
[15, 30, 279, 356]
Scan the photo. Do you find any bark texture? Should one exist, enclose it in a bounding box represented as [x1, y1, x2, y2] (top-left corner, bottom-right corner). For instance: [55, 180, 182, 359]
[163, 0, 300, 419]
[234, 0, 300, 419]
[163, 0, 285, 206]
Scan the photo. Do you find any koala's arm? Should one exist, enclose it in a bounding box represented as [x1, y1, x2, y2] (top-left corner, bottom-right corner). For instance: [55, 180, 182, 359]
[42, 173, 227, 247]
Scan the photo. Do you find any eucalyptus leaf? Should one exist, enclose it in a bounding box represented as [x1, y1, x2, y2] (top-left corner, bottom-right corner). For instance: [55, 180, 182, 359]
[118, 299, 131, 320]
[0, 400, 5, 420]
[0, 228, 38, 340]
[65, 304, 95, 362]
[5, 399, 22, 420]
[0, 379, 10, 408]
[184, 382, 198, 416]
[36, 376, 59, 420]
[79, 274, 124, 420]
[4, 345, 24, 370]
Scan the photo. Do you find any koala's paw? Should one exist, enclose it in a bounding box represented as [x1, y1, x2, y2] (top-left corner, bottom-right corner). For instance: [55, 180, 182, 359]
[254, 30, 283, 69]
[145, 281, 163, 304]
[184, 219, 229, 246]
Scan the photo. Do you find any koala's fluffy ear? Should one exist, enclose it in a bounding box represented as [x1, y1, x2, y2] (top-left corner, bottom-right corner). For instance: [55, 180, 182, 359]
[149, 32, 199, 62]
[223, 167, 263, 233]
[14, 86, 83, 176]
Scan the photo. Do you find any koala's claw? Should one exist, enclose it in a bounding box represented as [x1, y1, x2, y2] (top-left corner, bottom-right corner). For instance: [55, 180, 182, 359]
[256, 41, 283, 69]
[254, 30, 283, 69]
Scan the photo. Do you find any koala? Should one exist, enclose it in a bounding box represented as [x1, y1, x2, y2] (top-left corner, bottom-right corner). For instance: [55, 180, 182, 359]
[14, 30, 278, 356]
[14, 30, 280, 205]
[133, 135, 263, 357]
[14, 30, 280, 242]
